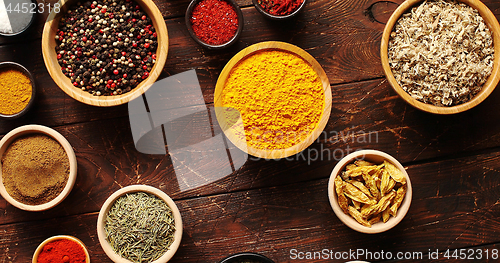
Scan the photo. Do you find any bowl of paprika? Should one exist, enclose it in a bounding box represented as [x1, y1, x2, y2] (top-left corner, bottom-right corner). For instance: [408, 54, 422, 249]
[32, 235, 90, 263]
[185, 0, 244, 49]
[253, 0, 306, 20]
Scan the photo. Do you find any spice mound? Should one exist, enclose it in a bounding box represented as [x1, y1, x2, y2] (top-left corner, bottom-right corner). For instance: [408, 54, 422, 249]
[2, 134, 69, 205]
[257, 0, 304, 16]
[0, 67, 32, 116]
[388, 0, 494, 106]
[37, 239, 87, 263]
[105, 192, 176, 263]
[190, 0, 238, 46]
[221, 50, 324, 150]
[334, 160, 407, 227]
[55, 0, 158, 96]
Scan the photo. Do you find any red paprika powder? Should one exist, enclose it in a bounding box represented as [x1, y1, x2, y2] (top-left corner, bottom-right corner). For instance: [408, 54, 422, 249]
[190, 0, 238, 45]
[258, 0, 304, 16]
[37, 239, 87, 263]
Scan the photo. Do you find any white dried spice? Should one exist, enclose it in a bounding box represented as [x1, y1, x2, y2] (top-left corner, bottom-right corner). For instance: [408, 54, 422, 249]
[388, 0, 494, 106]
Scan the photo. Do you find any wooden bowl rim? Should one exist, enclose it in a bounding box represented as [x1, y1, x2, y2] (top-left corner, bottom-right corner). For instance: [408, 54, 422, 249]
[41, 0, 168, 107]
[96, 185, 183, 263]
[32, 235, 91, 263]
[380, 0, 500, 114]
[327, 150, 413, 234]
[214, 41, 332, 159]
[0, 125, 78, 212]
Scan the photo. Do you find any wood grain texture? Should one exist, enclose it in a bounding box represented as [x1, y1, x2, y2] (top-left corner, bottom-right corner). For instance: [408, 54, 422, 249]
[1, 150, 500, 262]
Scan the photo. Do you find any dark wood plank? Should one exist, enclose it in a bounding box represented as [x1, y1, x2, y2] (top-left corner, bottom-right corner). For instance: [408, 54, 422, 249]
[2, 149, 500, 262]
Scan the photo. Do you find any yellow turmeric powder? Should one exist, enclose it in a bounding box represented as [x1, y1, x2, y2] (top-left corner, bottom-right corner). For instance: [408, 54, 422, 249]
[222, 50, 324, 150]
[0, 68, 32, 115]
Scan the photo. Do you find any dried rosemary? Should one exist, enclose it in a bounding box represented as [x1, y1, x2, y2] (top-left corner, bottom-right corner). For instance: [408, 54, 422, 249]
[104, 192, 176, 263]
[388, 0, 494, 106]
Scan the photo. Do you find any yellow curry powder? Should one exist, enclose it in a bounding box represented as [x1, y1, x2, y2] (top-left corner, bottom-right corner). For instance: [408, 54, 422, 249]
[221, 50, 324, 150]
[0, 68, 32, 115]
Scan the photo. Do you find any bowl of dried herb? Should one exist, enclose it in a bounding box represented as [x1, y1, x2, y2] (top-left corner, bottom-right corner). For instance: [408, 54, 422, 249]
[97, 185, 183, 263]
[328, 150, 412, 234]
[41, 0, 168, 106]
[381, 0, 500, 114]
[0, 125, 77, 212]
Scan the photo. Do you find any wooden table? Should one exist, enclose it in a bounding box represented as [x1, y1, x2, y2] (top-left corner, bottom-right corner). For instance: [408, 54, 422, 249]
[2, 0, 500, 262]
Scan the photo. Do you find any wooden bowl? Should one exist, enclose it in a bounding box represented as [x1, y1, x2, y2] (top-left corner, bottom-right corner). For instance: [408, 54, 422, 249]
[214, 41, 332, 159]
[185, 0, 244, 49]
[327, 150, 412, 234]
[41, 0, 168, 107]
[97, 185, 183, 263]
[32, 235, 90, 263]
[381, 0, 500, 114]
[0, 62, 36, 119]
[252, 0, 306, 20]
[0, 125, 77, 211]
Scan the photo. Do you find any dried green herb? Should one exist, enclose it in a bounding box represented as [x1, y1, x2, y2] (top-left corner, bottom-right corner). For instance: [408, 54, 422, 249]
[105, 192, 176, 263]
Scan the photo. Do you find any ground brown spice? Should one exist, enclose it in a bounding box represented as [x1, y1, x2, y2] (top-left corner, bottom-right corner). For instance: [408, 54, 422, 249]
[2, 134, 69, 205]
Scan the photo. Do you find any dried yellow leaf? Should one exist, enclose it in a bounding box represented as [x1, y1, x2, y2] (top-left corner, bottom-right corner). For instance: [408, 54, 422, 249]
[389, 184, 407, 217]
[361, 203, 378, 218]
[352, 200, 361, 210]
[355, 160, 375, 167]
[368, 214, 382, 225]
[348, 206, 371, 227]
[334, 176, 349, 214]
[348, 180, 373, 199]
[376, 190, 396, 214]
[382, 207, 391, 223]
[380, 170, 391, 196]
[345, 182, 376, 205]
[384, 160, 406, 184]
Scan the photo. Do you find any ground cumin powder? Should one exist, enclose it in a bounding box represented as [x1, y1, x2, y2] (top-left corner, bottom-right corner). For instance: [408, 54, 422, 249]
[0, 68, 32, 115]
[221, 50, 324, 150]
[2, 134, 69, 205]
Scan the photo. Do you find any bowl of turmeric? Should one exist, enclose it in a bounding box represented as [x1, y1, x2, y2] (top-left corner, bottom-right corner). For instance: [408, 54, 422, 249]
[0, 62, 36, 119]
[214, 41, 332, 159]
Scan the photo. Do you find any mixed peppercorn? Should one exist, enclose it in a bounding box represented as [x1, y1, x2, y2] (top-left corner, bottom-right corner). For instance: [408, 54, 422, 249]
[55, 0, 157, 96]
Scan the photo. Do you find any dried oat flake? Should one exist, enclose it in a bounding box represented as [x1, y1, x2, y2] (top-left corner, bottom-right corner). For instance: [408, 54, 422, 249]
[388, 0, 494, 106]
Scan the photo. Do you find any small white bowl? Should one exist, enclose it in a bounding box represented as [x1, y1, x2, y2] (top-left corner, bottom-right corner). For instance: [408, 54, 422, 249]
[32, 235, 90, 263]
[0, 125, 77, 211]
[328, 150, 412, 234]
[97, 185, 183, 263]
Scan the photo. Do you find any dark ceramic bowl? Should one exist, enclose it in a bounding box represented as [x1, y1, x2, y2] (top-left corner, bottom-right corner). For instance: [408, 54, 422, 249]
[0, 62, 36, 119]
[252, 0, 306, 20]
[185, 0, 244, 49]
[220, 252, 275, 263]
[0, 0, 36, 36]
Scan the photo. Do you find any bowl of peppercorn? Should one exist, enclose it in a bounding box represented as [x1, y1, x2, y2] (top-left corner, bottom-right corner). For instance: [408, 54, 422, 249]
[41, 0, 168, 107]
[252, 0, 306, 20]
[185, 0, 244, 49]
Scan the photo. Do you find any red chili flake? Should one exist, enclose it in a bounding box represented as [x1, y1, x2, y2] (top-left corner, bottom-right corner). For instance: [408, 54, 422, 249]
[257, 0, 303, 16]
[190, 0, 238, 46]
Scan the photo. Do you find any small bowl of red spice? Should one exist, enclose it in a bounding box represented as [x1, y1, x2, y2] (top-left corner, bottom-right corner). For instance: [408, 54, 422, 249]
[186, 0, 244, 49]
[32, 235, 90, 263]
[253, 0, 306, 20]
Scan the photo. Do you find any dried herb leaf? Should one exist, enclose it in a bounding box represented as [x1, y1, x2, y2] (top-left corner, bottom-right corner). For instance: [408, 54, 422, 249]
[348, 206, 371, 227]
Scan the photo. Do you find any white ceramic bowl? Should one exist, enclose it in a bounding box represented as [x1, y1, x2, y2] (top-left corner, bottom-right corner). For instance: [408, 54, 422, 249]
[97, 185, 183, 263]
[32, 235, 90, 263]
[328, 150, 412, 234]
[0, 125, 77, 211]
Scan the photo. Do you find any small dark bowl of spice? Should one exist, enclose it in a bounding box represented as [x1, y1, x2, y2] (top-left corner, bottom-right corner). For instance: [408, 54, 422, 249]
[0, 125, 77, 211]
[97, 185, 183, 263]
[185, 0, 244, 49]
[0, 0, 36, 37]
[32, 235, 90, 263]
[252, 0, 306, 20]
[0, 62, 36, 119]
[220, 252, 275, 263]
